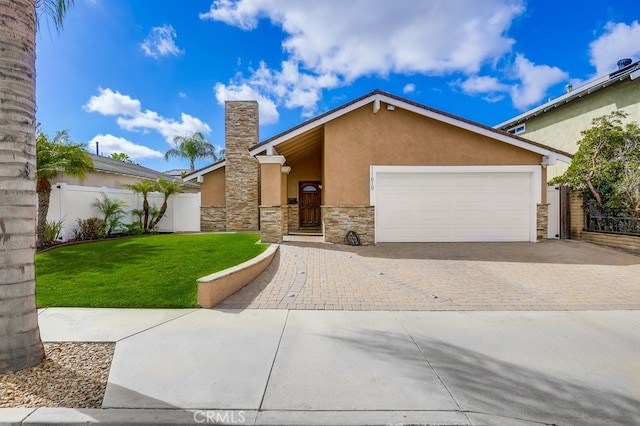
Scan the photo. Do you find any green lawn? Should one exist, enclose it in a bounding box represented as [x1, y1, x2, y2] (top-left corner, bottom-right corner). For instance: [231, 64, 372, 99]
[36, 233, 267, 308]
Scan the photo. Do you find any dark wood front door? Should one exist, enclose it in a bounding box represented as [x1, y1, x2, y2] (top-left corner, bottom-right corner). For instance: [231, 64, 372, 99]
[299, 182, 321, 227]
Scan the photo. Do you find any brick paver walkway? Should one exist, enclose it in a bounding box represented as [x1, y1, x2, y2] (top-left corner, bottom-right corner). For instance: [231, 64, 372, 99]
[217, 237, 640, 311]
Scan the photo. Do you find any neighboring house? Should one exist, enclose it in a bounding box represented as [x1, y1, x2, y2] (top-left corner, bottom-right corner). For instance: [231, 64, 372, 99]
[165, 168, 190, 178]
[495, 58, 640, 181]
[48, 154, 201, 240]
[55, 153, 199, 191]
[185, 90, 571, 245]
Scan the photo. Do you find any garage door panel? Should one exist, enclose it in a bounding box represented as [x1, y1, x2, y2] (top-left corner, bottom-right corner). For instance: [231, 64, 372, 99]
[375, 170, 533, 242]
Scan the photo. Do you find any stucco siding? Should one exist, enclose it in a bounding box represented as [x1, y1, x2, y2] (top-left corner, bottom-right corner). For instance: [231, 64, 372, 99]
[201, 167, 225, 206]
[323, 103, 543, 205]
[518, 78, 640, 181]
[287, 152, 322, 202]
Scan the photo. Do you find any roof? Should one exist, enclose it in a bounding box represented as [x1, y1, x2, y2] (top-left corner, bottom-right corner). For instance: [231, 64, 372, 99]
[185, 89, 572, 180]
[495, 60, 640, 130]
[90, 154, 199, 189]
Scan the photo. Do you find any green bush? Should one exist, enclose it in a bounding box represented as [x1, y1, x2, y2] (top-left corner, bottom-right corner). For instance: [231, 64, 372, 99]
[73, 217, 107, 241]
[43, 219, 64, 244]
[122, 222, 144, 235]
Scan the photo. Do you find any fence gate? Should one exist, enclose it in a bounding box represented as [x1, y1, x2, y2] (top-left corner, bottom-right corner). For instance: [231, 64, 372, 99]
[547, 185, 570, 239]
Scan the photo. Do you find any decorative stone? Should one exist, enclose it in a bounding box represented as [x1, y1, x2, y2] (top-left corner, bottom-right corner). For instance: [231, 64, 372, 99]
[322, 205, 375, 245]
[225, 101, 259, 231]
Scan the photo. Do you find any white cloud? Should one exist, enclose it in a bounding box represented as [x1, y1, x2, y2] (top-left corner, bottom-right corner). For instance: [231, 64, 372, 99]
[87, 134, 164, 160]
[84, 88, 211, 144]
[201, 0, 525, 118]
[589, 21, 640, 75]
[509, 54, 568, 110]
[214, 82, 280, 125]
[459, 75, 509, 94]
[458, 55, 567, 110]
[141, 25, 183, 59]
[84, 88, 140, 116]
[403, 83, 416, 94]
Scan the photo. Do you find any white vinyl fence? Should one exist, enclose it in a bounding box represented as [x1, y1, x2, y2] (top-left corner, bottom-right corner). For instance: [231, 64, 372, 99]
[47, 183, 200, 242]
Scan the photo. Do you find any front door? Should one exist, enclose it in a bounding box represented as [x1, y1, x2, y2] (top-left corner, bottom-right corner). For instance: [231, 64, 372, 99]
[299, 182, 321, 227]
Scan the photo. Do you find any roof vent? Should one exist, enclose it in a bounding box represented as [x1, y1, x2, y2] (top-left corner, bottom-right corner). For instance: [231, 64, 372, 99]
[617, 58, 633, 69]
[565, 83, 573, 93]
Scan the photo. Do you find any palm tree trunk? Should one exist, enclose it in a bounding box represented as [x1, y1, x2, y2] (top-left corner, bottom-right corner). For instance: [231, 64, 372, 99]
[143, 199, 150, 232]
[152, 201, 168, 228]
[36, 178, 52, 247]
[0, 0, 45, 372]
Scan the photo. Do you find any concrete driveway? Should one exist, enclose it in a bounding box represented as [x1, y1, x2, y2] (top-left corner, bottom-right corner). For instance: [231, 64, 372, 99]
[218, 238, 640, 311]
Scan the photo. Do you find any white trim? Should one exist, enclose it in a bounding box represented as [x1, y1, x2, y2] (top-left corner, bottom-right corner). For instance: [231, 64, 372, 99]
[281, 166, 292, 174]
[370, 165, 541, 243]
[183, 160, 226, 180]
[256, 155, 286, 165]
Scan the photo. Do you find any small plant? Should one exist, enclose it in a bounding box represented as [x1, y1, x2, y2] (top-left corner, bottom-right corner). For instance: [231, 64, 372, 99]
[73, 217, 107, 241]
[122, 222, 144, 235]
[43, 219, 64, 244]
[93, 193, 128, 234]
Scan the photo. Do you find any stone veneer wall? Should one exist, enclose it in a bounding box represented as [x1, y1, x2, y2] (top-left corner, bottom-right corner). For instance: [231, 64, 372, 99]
[322, 205, 375, 245]
[260, 206, 285, 243]
[225, 101, 259, 231]
[569, 191, 585, 239]
[536, 203, 549, 242]
[287, 205, 299, 232]
[201, 207, 226, 232]
[580, 232, 640, 255]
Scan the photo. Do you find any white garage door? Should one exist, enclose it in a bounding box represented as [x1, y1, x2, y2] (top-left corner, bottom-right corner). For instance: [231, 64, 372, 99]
[374, 168, 535, 242]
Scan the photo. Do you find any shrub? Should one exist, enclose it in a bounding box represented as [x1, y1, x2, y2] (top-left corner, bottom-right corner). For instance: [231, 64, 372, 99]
[93, 193, 128, 234]
[73, 217, 107, 241]
[43, 219, 64, 244]
[122, 222, 145, 235]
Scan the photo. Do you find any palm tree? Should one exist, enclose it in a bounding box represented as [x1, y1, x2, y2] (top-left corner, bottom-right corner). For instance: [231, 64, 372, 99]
[150, 178, 183, 228]
[122, 180, 157, 232]
[109, 152, 133, 163]
[92, 193, 128, 234]
[36, 130, 93, 246]
[0, 0, 75, 373]
[165, 131, 217, 172]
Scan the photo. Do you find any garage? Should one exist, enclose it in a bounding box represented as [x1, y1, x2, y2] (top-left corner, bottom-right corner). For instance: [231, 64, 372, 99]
[372, 166, 540, 243]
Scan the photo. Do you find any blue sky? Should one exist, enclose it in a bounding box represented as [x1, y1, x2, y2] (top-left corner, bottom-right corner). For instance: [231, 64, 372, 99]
[36, 0, 640, 172]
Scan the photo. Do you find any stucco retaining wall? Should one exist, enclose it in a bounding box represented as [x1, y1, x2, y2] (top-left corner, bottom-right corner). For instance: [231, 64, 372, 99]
[197, 244, 278, 308]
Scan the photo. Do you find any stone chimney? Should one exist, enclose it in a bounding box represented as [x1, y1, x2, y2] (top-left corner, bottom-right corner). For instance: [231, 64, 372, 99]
[225, 101, 259, 231]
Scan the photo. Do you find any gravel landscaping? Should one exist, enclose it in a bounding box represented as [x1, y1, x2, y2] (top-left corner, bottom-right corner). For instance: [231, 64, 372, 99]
[0, 343, 114, 408]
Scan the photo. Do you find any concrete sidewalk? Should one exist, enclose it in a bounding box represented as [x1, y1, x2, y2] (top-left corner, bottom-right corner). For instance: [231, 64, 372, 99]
[3, 308, 640, 425]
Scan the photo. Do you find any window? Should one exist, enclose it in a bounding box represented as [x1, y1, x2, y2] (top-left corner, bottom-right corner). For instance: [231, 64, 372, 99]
[508, 124, 526, 135]
[302, 185, 317, 192]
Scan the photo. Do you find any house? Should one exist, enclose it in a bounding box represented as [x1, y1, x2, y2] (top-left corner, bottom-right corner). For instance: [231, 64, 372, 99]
[185, 90, 571, 245]
[495, 58, 640, 181]
[55, 153, 199, 191]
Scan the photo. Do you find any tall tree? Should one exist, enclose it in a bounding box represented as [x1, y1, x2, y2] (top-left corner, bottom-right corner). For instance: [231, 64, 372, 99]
[36, 130, 93, 246]
[0, 0, 75, 373]
[165, 131, 217, 172]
